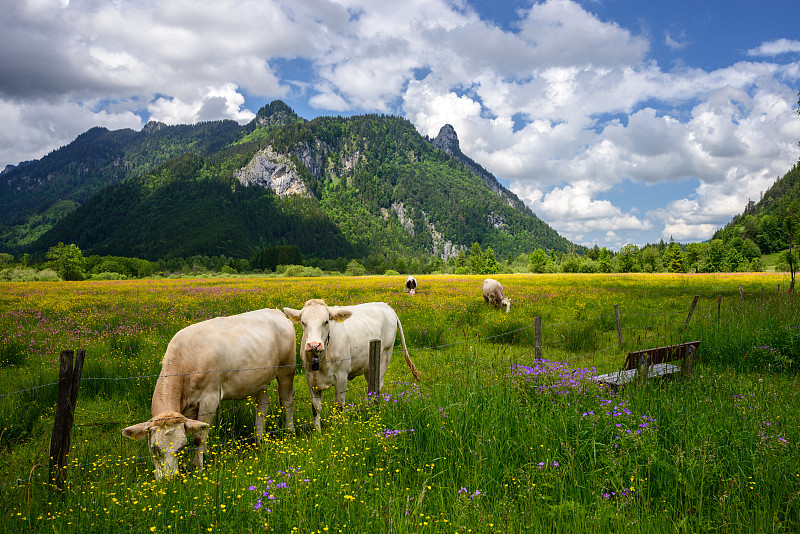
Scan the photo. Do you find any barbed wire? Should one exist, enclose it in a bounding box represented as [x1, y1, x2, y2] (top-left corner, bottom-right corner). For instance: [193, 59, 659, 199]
[0, 302, 694, 399]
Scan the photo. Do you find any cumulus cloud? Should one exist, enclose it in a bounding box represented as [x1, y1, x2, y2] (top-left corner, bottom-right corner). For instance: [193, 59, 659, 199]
[2, 0, 800, 250]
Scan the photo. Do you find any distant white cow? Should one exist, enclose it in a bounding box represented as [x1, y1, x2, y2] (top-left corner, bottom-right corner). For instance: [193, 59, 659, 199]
[404, 276, 417, 295]
[122, 308, 296, 479]
[482, 278, 511, 313]
[282, 299, 420, 431]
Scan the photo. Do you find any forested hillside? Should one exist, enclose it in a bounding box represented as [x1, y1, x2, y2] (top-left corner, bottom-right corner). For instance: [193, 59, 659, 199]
[713, 163, 800, 254]
[8, 101, 574, 262]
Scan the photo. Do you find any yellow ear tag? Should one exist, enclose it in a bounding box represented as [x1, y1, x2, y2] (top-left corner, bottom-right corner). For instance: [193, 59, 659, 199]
[335, 317, 345, 323]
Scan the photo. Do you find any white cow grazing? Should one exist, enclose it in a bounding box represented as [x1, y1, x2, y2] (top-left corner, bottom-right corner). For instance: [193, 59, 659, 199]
[404, 276, 417, 295]
[122, 308, 296, 479]
[282, 299, 420, 431]
[482, 278, 511, 313]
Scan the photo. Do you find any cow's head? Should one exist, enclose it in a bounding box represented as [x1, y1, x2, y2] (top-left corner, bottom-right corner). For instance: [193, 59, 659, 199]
[122, 413, 209, 479]
[501, 297, 511, 313]
[283, 299, 352, 371]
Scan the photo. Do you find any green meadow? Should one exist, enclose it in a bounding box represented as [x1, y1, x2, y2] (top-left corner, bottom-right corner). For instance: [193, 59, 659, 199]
[0, 273, 798, 533]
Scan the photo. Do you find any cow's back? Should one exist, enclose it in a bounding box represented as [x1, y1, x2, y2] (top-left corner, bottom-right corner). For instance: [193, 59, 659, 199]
[333, 302, 398, 356]
[482, 278, 503, 299]
[161, 308, 295, 400]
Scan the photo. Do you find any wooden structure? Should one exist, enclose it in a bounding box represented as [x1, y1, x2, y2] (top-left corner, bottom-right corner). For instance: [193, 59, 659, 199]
[596, 341, 700, 387]
[367, 339, 381, 400]
[49, 349, 85, 489]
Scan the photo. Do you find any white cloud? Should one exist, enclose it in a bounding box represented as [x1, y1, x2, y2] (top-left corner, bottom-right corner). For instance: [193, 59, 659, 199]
[0, 97, 143, 168]
[148, 84, 255, 125]
[2, 0, 800, 250]
[747, 38, 800, 57]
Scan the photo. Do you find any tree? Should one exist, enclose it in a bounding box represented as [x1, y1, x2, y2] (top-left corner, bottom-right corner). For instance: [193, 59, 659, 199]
[783, 206, 798, 292]
[598, 247, 612, 273]
[702, 239, 726, 272]
[529, 248, 548, 273]
[47, 242, 86, 281]
[454, 249, 468, 273]
[662, 242, 684, 273]
[685, 242, 706, 272]
[468, 242, 484, 274]
[617, 244, 639, 273]
[483, 246, 499, 274]
[741, 239, 761, 261]
[345, 259, 366, 276]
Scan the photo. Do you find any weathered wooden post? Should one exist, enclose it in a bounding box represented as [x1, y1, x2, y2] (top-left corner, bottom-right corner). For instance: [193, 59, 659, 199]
[739, 285, 743, 303]
[717, 295, 722, 323]
[635, 353, 649, 384]
[685, 295, 698, 327]
[761, 288, 764, 305]
[367, 339, 381, 401]
[534, 316, 542, 360]
[680, 343, 697, 379]
[614, 304, 623, 346]
[49, 349, 85, 489]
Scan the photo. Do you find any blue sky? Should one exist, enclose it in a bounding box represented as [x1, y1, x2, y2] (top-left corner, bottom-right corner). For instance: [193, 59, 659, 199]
[1, 0, 799, 250]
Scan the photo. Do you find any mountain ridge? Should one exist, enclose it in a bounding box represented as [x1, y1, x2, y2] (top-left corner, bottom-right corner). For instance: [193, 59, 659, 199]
[3, 101, 576, 261]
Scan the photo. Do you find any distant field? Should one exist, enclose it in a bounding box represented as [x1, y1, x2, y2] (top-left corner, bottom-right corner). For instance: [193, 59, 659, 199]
[762, 252, 780, 272]
[1, 273, 798, 532]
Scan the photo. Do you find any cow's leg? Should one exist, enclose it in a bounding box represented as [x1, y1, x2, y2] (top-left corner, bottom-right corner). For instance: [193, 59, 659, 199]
[254, 388, 270, 442]
[193, 397, 219, 471]
[276, 371, 295, 432]
[308, 376, 323, 432]
[334, 373, 348, 413]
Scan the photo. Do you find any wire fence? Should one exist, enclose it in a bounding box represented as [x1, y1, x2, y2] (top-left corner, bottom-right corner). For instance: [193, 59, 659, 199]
[1, 287, 796, 487]
[0, 288, 772, 401]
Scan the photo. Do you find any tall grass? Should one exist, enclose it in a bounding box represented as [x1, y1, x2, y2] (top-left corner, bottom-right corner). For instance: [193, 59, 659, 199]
[0, 274, 798, 532]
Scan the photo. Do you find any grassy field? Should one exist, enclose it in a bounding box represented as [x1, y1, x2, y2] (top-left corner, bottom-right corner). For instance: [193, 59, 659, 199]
[0, 273, 798, 533]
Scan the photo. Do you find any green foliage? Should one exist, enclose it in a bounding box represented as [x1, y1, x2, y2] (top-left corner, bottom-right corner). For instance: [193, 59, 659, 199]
[483, 246, 499, 274]
[46, 242, 86, 280]
[252, 245, 303, 272]
[11, 102, 576, 263]
[617, 244, 639, 273]
[662, 241, 685, 273]
[529, 248, 548, 273]
[344, 259, 366, 276]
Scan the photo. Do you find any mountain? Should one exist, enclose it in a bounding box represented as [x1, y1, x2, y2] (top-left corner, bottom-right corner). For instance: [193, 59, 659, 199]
[4, 101, 575, 261]
[713, 163, 800, 254]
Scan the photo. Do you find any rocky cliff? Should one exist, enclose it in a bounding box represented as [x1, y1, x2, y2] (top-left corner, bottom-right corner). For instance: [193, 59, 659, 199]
[234, 146, 310, 197]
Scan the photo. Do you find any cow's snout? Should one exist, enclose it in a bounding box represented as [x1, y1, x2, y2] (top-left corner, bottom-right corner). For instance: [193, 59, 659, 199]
[306, 341, 323, 352]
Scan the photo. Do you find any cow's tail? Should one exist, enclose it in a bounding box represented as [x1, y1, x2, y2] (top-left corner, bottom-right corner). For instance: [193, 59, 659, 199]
[396, 316, 421, 382]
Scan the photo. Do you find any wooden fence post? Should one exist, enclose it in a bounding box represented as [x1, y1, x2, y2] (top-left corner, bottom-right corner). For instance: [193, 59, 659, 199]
[717, 295, 722, 323]
[761, 288, 764, 305]
[49, 349, 85, 489]
[614, 304, 623, 346]
[739, 285, 743, 303]
[685, 296, 698, 327]
[367, 339, 381, 400]
[534, 317, 542, 360]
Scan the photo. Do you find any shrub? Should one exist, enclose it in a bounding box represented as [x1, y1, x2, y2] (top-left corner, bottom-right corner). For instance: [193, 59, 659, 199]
[383, 269, 400, 276]
[345, 260, 366, 276]
[90, 272, 127, 281]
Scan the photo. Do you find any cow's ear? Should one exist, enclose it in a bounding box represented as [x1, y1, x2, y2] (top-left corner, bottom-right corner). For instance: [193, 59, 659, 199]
[122, 421, 151, 440]
[282, 307, 302, 323]
[329, 308, 352, 323]
[184, 419, 210, 434]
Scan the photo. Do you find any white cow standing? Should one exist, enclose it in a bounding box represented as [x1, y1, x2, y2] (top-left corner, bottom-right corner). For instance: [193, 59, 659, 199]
[404, 276, 417, 295]
[282, 299, 421, 431]
[482, 278, 511, 313]
[122, 308, 296, 479]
